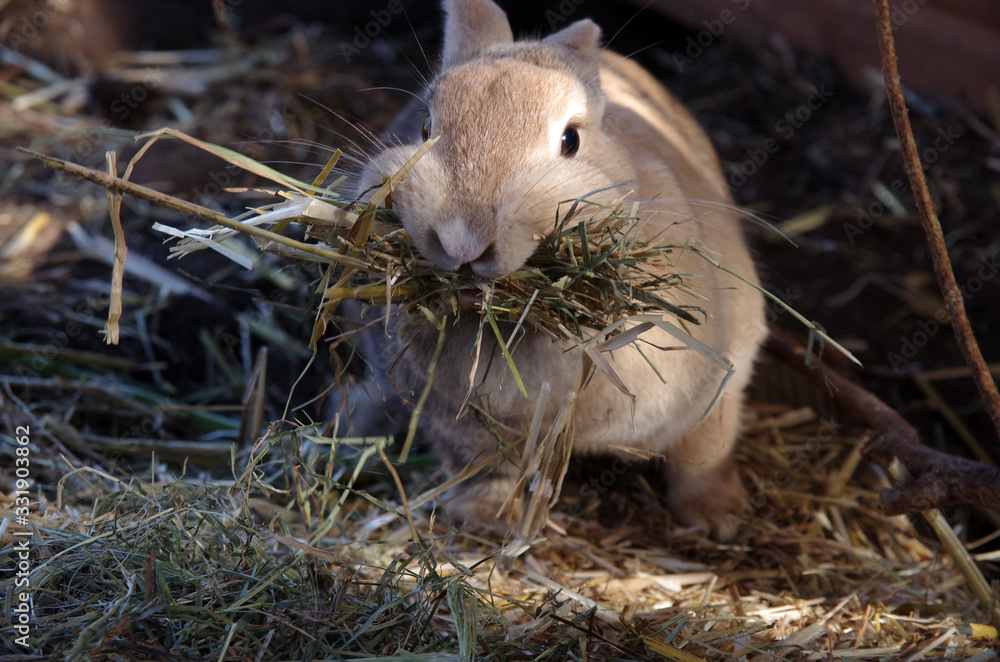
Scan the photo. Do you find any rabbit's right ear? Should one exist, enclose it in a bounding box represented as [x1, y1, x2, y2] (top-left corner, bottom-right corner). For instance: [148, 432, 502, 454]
[441, 0, 513, 68]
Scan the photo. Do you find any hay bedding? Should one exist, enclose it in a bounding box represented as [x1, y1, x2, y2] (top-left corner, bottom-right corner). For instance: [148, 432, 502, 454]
[4, 397, 997, 659]
[1, 12, 998, 662]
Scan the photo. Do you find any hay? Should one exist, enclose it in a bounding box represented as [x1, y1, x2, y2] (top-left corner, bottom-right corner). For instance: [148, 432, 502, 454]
[127, 132, 708, 341]
[4, 394, 997, 659]
[2, 19, 997, 661]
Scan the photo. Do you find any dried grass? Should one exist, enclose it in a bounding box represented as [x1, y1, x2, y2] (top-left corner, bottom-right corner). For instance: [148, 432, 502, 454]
[3, 393, 997, 659]
[1, 24, 997, 661]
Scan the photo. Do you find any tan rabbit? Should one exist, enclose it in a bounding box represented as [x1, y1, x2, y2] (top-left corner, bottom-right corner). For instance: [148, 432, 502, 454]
[350, 0, 766, 539]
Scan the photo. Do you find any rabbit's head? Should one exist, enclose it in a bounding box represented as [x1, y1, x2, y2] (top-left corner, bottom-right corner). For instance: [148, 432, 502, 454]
[358, 0, 636, 279]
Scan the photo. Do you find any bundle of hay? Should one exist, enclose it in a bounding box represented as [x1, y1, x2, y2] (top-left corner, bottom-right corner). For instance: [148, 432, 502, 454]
[180, 137, 708, 351]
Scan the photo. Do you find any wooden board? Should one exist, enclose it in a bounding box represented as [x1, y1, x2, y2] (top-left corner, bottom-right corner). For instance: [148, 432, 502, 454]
[640, 0, 1000, 111]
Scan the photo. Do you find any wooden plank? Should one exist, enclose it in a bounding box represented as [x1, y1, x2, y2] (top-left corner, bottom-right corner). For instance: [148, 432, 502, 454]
[639, 0, 1000, 111]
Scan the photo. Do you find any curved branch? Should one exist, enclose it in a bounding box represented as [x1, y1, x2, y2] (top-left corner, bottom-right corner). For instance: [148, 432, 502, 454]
[764, 330, 1000, 516]
[864, 432, 1000, 514]
[872, 0, 1000, 438]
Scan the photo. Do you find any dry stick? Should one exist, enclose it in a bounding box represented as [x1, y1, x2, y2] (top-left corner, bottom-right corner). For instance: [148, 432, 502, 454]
[103, 151, 126, 345]
[873, 6, 1000, 626]
[16, 148, 370, 271]
[767, 330, 1000, 513]
[873, 0, 1000, 438]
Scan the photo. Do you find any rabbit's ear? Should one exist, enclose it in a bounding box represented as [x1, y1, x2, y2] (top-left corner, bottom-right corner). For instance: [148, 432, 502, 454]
[441, 0, 513, 68]
[543, 19, 602, 81]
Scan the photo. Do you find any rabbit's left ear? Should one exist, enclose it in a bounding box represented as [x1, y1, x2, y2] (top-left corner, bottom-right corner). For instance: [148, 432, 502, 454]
[441, 0, 514, 68]
[543, 19, 602, 81]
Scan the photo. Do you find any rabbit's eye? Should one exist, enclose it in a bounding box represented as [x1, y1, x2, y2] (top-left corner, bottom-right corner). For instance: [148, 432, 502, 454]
[421, 116, 432, 141]
[560, 126, 580, 157]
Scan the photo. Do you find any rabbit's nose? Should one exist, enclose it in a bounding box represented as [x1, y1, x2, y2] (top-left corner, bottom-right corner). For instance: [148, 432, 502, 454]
[428, 218, 500, 277]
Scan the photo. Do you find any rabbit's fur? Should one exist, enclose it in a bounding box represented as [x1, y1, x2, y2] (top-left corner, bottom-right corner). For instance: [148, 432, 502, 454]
[349, 0, 766, 539]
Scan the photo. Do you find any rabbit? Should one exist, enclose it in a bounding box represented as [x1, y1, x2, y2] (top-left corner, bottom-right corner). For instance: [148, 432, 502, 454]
[347, 0, 766, 540]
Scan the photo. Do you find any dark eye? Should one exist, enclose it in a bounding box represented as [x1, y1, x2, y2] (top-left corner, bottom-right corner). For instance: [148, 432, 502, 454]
[421, 116, 432, 141]
[560, 125, 580, 157]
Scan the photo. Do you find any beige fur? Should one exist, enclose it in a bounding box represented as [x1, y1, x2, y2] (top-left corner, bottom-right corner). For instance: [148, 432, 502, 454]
[352, 0, 766, 539]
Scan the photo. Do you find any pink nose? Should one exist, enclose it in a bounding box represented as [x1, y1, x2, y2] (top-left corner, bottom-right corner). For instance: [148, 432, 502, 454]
[438, 227, 488, 267]
[426, 218, 502, 278]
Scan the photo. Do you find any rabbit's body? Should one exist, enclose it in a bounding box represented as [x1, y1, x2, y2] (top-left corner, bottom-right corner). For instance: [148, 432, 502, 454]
[351, 0, 765, 538]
